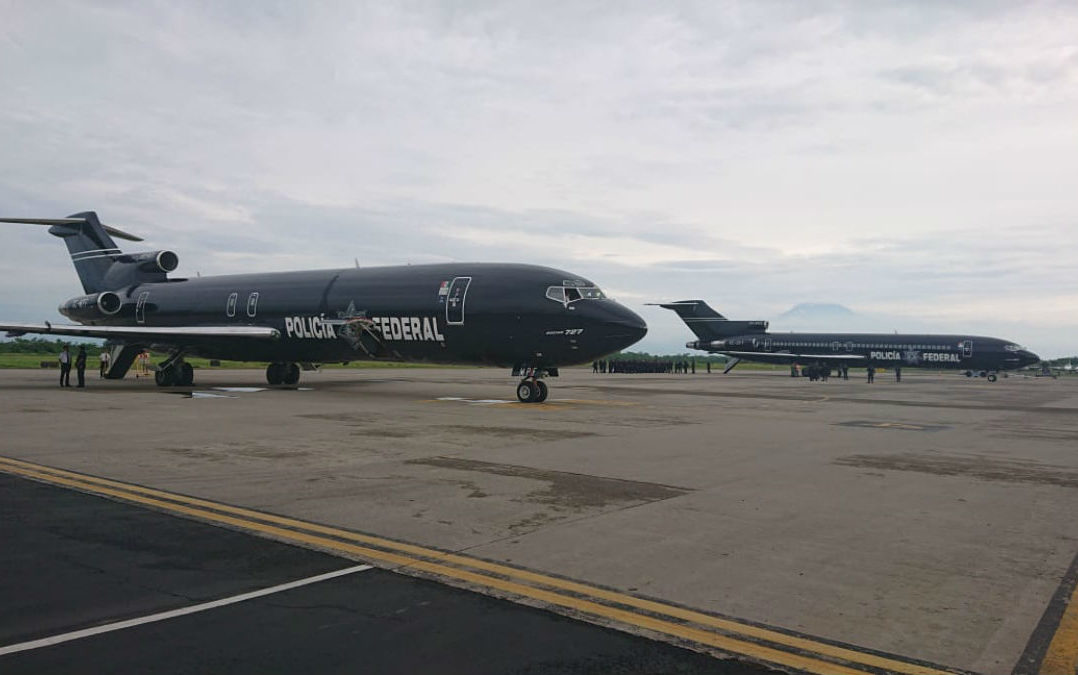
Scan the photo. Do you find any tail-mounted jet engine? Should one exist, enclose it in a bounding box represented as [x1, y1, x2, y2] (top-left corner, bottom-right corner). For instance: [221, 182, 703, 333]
[100, 250, 180, 287]
[59, 291, 123, 321]
[128, 250, 179, 274]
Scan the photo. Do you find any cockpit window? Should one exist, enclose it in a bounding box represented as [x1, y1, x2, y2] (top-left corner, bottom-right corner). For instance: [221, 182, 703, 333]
[545, 286, 566, 303]
[1004, 344, 1025, 352]
[545, 285, 605, 306]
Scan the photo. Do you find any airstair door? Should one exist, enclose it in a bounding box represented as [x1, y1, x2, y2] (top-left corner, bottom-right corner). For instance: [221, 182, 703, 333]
[962, 339, 974, 358]
[446, 277, 471, 326]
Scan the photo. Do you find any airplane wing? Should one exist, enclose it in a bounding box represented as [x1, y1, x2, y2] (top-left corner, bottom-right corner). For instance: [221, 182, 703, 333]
[1, 322, 279, 341]
[720, 351, 866, 362]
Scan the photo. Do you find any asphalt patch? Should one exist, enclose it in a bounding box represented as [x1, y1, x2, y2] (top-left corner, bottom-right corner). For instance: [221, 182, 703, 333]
[835, 420, 949, 432]
[835, 452, 1078, 488]
[406, 456, 691, 508]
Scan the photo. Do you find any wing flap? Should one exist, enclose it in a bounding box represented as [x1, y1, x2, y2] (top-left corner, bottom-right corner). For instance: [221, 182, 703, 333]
[1, 322, 278, 341]
[720, 350, 866, 361]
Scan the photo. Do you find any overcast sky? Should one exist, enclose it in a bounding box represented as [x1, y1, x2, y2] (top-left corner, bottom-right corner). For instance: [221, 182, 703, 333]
[2, 2, 1076, 356]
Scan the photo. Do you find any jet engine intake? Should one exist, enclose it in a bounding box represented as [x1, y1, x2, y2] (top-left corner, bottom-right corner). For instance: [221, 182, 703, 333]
[59, 291, 124, 321]
[129, 250, 179, 274]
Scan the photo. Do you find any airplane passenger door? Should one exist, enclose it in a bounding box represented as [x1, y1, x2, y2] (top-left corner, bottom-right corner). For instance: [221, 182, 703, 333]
[762, 338, 772, 351]
[446, 276, 471, 326]
[962, 339, 974, 358]
[135, 291, 149, 325]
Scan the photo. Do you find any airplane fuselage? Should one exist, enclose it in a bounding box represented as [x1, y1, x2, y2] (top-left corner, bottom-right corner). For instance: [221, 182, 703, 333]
[692, 332, 1039, 372]
[62, 262, 647, 369]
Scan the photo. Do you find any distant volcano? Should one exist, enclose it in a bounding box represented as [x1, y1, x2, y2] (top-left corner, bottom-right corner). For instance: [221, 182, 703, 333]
[772, 303, 873, 331]
[775, 303, 856, 322]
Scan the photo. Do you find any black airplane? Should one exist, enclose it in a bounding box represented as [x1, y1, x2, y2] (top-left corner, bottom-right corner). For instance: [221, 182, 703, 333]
[657, 300, 1039, 381]
[0, 212, 646, 402]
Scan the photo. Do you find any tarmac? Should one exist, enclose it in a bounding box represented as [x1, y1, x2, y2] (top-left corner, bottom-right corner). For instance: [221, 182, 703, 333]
[1, 366, 1076, 674]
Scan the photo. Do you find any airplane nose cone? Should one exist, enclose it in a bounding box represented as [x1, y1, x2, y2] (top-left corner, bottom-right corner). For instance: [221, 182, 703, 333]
[605, 304, 648, 349]
[1022, 350, 1040, 367]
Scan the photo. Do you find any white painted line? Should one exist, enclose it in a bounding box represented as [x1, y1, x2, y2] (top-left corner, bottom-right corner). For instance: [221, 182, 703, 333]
[0, 564, 373, 656]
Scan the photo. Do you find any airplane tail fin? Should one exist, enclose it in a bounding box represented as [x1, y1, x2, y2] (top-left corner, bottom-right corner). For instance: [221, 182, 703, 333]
[653, 300, 768, 341]
[1, 212, 144, 293]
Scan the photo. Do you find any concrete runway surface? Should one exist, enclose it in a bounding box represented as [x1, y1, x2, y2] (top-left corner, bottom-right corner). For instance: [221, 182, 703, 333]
[1, 367, 1076, 674]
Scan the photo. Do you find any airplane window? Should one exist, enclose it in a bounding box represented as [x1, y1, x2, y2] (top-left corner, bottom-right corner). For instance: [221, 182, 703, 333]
[545, 286, 565, 304]
[1005, 344, 1021, 352]
[547, 285, 604, 305]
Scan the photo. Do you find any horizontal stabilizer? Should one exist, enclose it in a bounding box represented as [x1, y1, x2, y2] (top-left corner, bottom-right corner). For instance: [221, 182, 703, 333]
[647, 300, 726, 320]
[0, 217, 144, 242]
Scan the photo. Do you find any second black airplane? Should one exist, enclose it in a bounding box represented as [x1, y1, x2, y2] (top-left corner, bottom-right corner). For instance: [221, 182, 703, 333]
[1, 212, 647, 402]
[658, 300, 1039, 381]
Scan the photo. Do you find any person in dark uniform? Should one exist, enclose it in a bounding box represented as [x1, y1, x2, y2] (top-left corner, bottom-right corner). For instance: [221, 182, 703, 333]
[867, 366, 875, 383]
[75, 346, 87, 388]
[706, 361, 711, 374]
[58, 345, 71, 387]
[895, 366, 902, 382]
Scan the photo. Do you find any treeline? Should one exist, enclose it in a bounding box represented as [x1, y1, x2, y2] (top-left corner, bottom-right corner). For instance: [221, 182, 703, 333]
[0, 338, 104, 355]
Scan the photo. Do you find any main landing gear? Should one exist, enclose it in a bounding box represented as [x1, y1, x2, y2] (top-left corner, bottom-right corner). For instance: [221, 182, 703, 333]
[154, 356, 194, 387]
[514, 367, 555, 403]
[266, 362, 300, 386]
[964, 370, 998, 382]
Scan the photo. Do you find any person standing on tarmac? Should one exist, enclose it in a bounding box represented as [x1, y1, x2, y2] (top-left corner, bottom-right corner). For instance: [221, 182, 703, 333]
[895, 366, 902, 382]
[58, 345, 71, 387]
[867, 366, 875, 383]
[75, 346, 87, 388]
[99, 349, 110, 378]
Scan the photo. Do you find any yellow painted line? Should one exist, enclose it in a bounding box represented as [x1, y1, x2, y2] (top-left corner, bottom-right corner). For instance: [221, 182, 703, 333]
[0, 456, 956, 675]
[1040, 583, 1078, 674]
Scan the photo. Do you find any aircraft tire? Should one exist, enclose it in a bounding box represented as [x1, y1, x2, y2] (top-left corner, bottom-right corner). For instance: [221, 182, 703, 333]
[535, 380, 549, 402]
[516, 380, 537, 403]
[266, 363, 283, 385]
[987, 373, 998, 382]
[283, 363, 301, 385]
[178, 362, 194, 386]
[154, 367, 175, 387]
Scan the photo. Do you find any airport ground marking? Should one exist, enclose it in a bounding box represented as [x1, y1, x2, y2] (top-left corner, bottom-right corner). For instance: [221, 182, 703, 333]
[0, 456, 965, 675]
[1037, 578, 1078, 674]
[0, 564, 373, 656]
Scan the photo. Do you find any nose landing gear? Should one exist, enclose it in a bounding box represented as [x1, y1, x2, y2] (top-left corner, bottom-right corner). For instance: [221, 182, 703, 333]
[514, 367, 552, 403]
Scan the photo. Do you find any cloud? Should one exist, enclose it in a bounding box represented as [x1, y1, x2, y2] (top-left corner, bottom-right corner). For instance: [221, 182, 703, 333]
[1, 2, 1077, 358]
